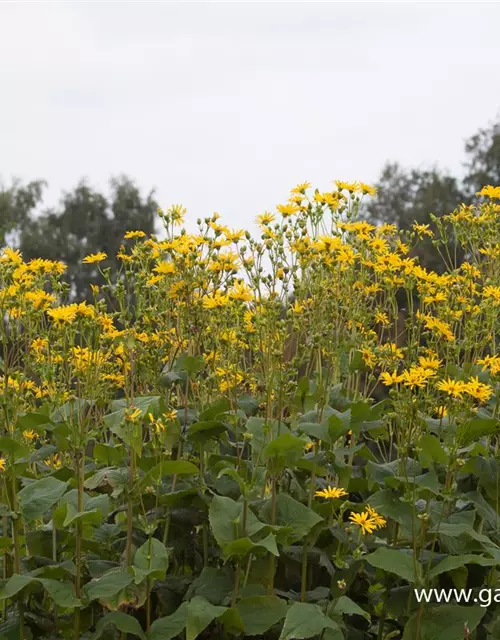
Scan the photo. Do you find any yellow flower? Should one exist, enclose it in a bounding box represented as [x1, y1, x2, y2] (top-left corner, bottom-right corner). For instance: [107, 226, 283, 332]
[436, 377, 466, 398]
[349, 511, 377, 535]
[276, 203, 300, 217]
[401, 366, 436, 390]
[477, 185, 500, 199]
[22, 430, 38, 442]
[463, 376, 493, 403]
[380, 371, 404, 386]
[360, 183, 377, 196]
[365, 506, 387, 529]
[315, 486, 348, 500]
[125, 407, 142, 422]
[0, 247, 23, 265]
[163, 410, 178, 422]
[412, 223, 434, 238]
[0, 458, 6, 472]
[435, 406, 448, 418]
[418, 355, 442, 370]
[45, 454, 62, 470]
[82, 252, 107, 264]
[47, 305, 78, 326]
[256, 212, 275, 226]
[154, 261, 175, 275]
[124, 230, 146, 239]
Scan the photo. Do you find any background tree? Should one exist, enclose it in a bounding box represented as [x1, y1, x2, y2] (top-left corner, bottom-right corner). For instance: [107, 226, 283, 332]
[365, 163, 464, 271]
[0, 179, 45, 246]
[19, 176, 158, 300]
[463, 119, 500, 197]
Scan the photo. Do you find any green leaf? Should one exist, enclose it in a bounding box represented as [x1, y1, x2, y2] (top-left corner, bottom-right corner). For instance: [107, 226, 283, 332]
[368, 489, 414, 531]
[16, 412, 52, 431]
[236, 595, 287, 636]
[209, 495, 265, 546]
[185, 567, 233, 605]
[38, 578, 79, 608]
[84, 567, 134, 602]
[263, 433, 306, 471]
[18, 476, 68, 522]
[459, 417, 499, 445]
[0, 574, 34, 600]
[186, 595, 227, 640]
[0, 574, 78, 608]
[133, 538, 169, 583]
[418, 435, 448, 466]
[175, 354, 205, 375]
[331, 595, 370, 621]
[364, 547, 419, 583]
[187, 421, 228, 443]
[246, 417, 284, 462]
[91, 611, 146, 640]
[279, 602, 341, 639]
[428, 554, 498, 580]
[0, 436, 29, 462]
[148, 602, 188, 640]
[139, 460, 199, 489]
[223, 533, 279, 559]
[199, 398, 231, 421]
[402, 604, 486, 639]
[260, 493, 323, 544]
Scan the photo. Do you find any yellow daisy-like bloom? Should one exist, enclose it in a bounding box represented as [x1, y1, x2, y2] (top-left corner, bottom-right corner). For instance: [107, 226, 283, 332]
[349, 511, 377, 535]
[256, 212, 275, 226]
[23, 430, 38, 442]
[366, 505, 387, 529]
[124, 230, 146, 239]
[436, 377, 466, 398]
[435, 405, 448, 418]
[412, 223, 434, 238]
[47, 305, 78, 326]
[315, 486, 348, 500]
[477, 185, 500, 199]
[0, 458, 6, 472]
[463, 376, 493, 403]
[380, 370, 404, 386]
[82, 252, 107, 264]
[154, 261, 175, 275]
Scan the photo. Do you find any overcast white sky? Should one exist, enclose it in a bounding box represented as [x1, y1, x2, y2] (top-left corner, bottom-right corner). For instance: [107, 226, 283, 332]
[1, 2, 500, 229]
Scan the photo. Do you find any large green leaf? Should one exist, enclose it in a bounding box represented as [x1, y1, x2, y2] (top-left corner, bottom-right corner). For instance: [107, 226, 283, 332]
[148, 602, 188, 640]
[186, 595, 227, 640]
[331, 595, 370, 621]
[428, 554, 498, 579]
[0, 574, 78, 608]
[133, 538, 169, 583]
[222, 533, 279, 559]
[364, 547, 420, 583]
[84, 567, 134, 602]
[185, 567, 233, 605]
[236, 595, 287, 636]
[18, 476, 68, 522]
[209, 495, 265, 546]
[402, 604, 486, 639]
[260, 493, 323, 544]
[187, 421, 228, 443]
[91, 611, 146, 640]
[263, 433, 306, 471]
[418, 435, 448, 466]
[279, 602, 341, 639]
[138, 460, 199, 489]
